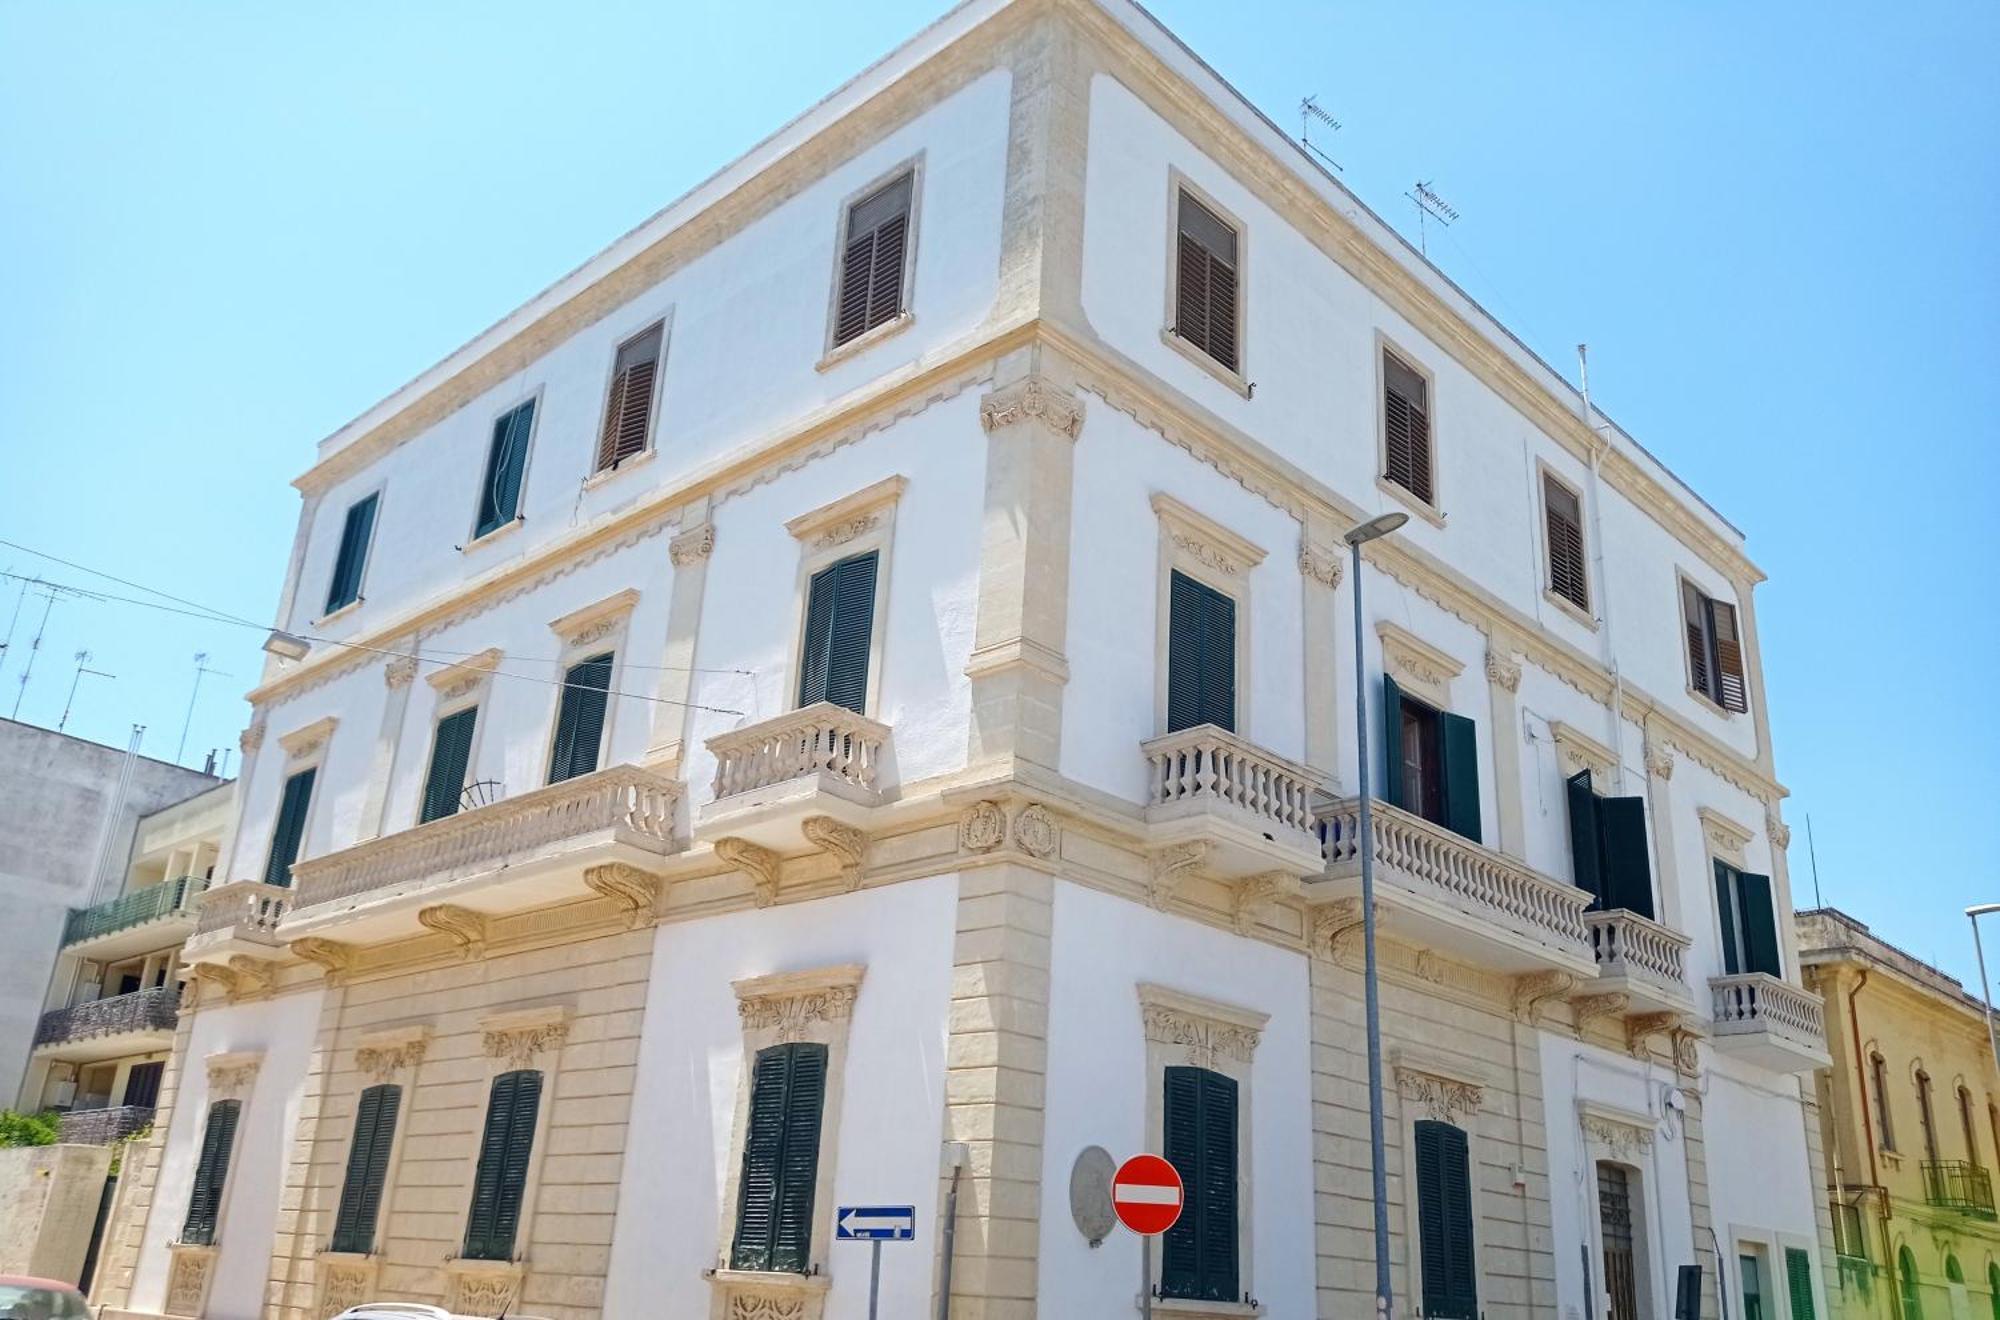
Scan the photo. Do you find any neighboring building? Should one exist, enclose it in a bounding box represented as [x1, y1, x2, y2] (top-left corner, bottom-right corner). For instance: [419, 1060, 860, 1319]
[90, 1, 1831, 1318]
[0, 720, 220, 1107]
[1799, 908, 2000, 1319]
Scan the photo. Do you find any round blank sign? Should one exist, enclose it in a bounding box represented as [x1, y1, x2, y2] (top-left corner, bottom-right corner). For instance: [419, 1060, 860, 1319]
[1069, 1145, 1117, 1247]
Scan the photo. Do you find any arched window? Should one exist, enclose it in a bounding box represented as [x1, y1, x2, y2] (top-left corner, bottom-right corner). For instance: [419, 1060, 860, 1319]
[1949, 1255, 1965, 1286]
[1900, 1246, 1924, 1320]
[1918, 1070, 1941, 1164]
[1985, 1261, 1999, 1320]
[1962, 1086, 1983, 1168]
[1871, 1053, 1896, 1150]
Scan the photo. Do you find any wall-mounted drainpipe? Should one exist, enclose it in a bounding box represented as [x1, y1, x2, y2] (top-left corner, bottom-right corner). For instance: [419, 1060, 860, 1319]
[1577, 347, 1628, 794]
[937, 1142, 966, 1320]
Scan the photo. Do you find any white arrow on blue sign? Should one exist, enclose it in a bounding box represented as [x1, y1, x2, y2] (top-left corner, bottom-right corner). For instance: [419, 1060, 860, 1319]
[836, 1205, 916, 1241]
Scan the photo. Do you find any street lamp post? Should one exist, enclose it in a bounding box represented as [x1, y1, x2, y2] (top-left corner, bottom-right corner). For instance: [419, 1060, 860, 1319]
[1967, 905, 2000, 1078]
[1344, 510, 1407, 1319]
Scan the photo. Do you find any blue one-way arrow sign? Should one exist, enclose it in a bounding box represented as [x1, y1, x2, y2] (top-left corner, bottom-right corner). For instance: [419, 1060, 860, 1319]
[837, 1204, 916, 1241]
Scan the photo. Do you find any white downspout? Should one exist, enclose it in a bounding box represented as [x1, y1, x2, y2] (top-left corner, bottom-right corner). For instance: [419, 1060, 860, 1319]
[1578, 346, 1628, 793]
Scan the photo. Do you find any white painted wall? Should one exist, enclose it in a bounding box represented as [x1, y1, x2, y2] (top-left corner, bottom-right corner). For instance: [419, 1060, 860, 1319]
[603, 874, 958, 1320]
[129, 988, 324, 1320]
[1037, 879, 1315, 1317]
[1702, 1056, 1827, 1318]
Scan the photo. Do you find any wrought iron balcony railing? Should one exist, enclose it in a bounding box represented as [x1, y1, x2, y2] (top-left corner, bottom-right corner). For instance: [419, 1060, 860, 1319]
[62, 876, 197, 947]
[1922, 1160, 1997, 1220]
[33, 986, 180, 1049]
[58, 1105, 157, 1145]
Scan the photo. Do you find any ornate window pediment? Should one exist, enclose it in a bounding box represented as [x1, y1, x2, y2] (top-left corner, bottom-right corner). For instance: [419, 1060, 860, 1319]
[1391, 1049, 1488, 1127]
[1376, 622, 1464, 709]
[1137, 982, 1268, 1069]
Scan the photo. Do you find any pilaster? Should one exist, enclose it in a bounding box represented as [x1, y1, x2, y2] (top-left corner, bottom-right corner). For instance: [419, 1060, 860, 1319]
[1643, 731, 1684, 931]
[1483, 639, 1526, 858]
[644, 501, 717, 773]
[1679, 1083, 1723, 1320]
[1298, 513, 1344, 787]
[359, 643, 420, 839]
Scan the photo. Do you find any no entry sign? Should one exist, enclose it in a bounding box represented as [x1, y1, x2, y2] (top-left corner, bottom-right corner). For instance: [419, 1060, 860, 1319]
[1111, 1153, 1183, 1236]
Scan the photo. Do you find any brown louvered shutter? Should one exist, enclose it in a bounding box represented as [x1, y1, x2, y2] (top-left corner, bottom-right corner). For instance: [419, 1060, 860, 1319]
[1709, 596, 1747, 712]
[833, 174, 913, 347]
[1544, 474, 1588, 610]
[1174, 191, 1240, 372]
[1383, 351, 1433, 504]
[1681, 579, 1712, 697]
[595, 323, 663, 472]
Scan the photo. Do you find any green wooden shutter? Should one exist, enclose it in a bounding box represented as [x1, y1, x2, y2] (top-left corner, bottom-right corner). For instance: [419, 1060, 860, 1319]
[1167, 571, 1236, 734]
[1440, 710, 1482, 844]
[1599, 794, 1655, 918]
[1715, 861, 1743, 975]
[1380, 676, 1406, 809]
[264, 767, 317, 888]
[331, 1084, 401, 1254]
[476, 402, 533, 537]
[547, 653, 613, 784]
[325, 494, 378, 613]
[421, 706, 478, 823]
[1414, 1120, 1478, 1319]
[1160, 1067, 1202, 1300]
[797, 553, 878, 714]
[1566, 770, 1605, 907]
[732, 1043, 829, 1274]
[1160, 1066, 1239, 1303]
[1786, 1247, 1816, 1320]
[181, 1099, 241, 1246]
[1737, 871, 1781, 976]
[463, 1069, 541, 1261]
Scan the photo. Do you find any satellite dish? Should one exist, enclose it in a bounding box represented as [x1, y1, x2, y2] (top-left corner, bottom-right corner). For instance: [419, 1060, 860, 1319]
[1070, 1145, 1116, 1247]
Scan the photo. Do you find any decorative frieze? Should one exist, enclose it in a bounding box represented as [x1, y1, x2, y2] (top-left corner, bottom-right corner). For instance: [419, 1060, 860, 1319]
[354, 1026, 430, 1083]
[164, 1245, 214, 1316]
[785, 475, 907, 553]
[1137, 983, 1267, 1070]
[1579, 1101, 1656, 1160]
[734, 965, 865, 1044]
[425, 646, 503, 701]
[1395, 1065, 1486, 1127]
[979, 374, 1084, 441]
[205, 1050, 263, 1101]
[481, 1007, 569, 1068]
[1151, 492, 1267, 580]
[444, 1261, 524, 1317]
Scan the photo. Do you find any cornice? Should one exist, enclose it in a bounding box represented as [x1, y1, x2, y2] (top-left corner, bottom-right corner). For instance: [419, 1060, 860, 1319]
[424, 646, 503, 695]
[548, 589, 641, 650]
[785, 474, 909, 548]
[1150, 491, 1267, 576]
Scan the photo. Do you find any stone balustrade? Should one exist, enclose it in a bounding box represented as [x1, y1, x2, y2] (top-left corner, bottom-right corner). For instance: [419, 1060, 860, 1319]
[191, 880, 292, 941]
[708, 702, 889, 801]
[1584, 908, 1691, 999]
[1141, 723, 1318, 836]
[1710, 971, 1826, 1046]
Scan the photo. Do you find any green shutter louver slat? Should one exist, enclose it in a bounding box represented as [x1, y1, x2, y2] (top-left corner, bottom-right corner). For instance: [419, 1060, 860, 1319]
[1566, 770, 1605, 908]
[772, 1043, 827, 1273]
[823, 553, 877, 715]
[421, 706, 478, 823]
[797, 561, 840, 708]
[332, 1084, 400, 1254]
[547, 653, 613, 784]
[325, 494, 378, 614]
[1381, 676, 1405, 810]
[1166, 571, 1236, 734]
[731, 1046, 790, 1271]
[1715, 861, 1742, 976]
[1598, 794, 1656, 919]
[1197, 1069, 1239, 1301]
[1415, 1119, 1478, 1319]
[1160, 1067, 1202, 1299]
[463, 1070, 539, 1261]
[491, 1069, 541, 1264]
[1440, 710, 1482, 844]
[1738, 871, 1781, 977]
[1787, 1247, 1816, 1320]
[182, 1100, 240, 1247]
[264, 767, 317, 888]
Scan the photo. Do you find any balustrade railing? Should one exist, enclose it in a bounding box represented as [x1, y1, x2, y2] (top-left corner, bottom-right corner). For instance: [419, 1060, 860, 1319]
[62, 876, 197, 946]
[1141, 724, 1318, 835]
[1709, 972, 1825, 1044]
[1584, 909, 1691, 993]
[33, 986, 179, 1048]
[191, 880, 291, 940]
[708, 703, 889, 800]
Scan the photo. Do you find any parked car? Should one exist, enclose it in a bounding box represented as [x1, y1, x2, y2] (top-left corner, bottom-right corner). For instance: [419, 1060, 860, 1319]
[332, 1304, 555, 1320]
[0, 1277, 90, 1320]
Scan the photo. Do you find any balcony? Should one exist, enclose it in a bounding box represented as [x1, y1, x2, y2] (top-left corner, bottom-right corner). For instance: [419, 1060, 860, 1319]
[281, 764, 682, 943]
[1922, 1161, 1998, 1220]
[1583, 909, 1695, 1014]
[697, 703, 891, 849]
[1141, 724, 1323, 880]
[181, 880, 291, 967]
[1310, 798, 1597, 979]
[1708, 972, 1831, 1073]
[61, 876, 199, 958]
[33, 986, 179, 1062]
[58, 1105, 156, 1145]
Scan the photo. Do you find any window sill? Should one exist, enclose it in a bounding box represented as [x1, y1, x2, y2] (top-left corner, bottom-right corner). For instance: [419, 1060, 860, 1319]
[1375, 475, 1446, 528]
[582, 446, 656, 492]
[1685, 684, 1744, 720]
[708, 1269, 831, 1291]
[1142, 1297, 1264, 1319]
[1159, 326, 1252, 398]
[1543, 586, 1598, 631]
[316, 598, 364, 627]
[463, 516, 525, 552]
[817, 310, 914, 372]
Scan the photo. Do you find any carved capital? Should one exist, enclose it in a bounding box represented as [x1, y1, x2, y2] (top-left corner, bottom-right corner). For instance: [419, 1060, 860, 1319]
[206, 1050, 263, 1101]
[1012, 803, 1059, 858]
[1766, 809, 1792, 851]
[238, 721, 267, 754]
[669, 521, 716, 567]
[958, 801, 1005, 853]
[1396, 1067, 1485, 1126]
[1298, 538, 1345, 589]
[1147, 841, 1207, 909]
[1511, 970, 1578, 1024]
[801, 816, 867, 891]
[383, 655, 420, 689]
[290, 937, 357, 981]
[584, 863, 662, 927]
[1483, 647, 1523, 695]
[417, 904, 488, 959]
[1643, 739, 1676, 781]
[979, 375, 1084, 441]
[1580, 1105, 1655, 1159]
[715, 837, 783, 908]
[482, 1010, 568, 1068]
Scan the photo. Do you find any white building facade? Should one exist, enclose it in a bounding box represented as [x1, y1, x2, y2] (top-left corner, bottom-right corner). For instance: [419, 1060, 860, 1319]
[92, 2, 1833, 1318]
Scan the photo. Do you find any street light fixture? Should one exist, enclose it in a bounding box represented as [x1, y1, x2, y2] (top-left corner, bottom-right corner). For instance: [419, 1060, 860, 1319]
[1342, 509, 1406, 1319]
[1967, 904, 2000, 1077]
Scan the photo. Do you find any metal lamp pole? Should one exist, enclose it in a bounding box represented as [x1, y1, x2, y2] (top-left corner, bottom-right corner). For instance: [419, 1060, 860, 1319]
[1345, 510, 1407, 1319]
[1968, 905, 2000, 1077]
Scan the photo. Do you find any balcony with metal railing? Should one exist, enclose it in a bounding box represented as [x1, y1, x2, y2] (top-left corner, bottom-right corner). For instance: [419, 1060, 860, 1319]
[1709, 972, 1831, 1073]
[58, 1104, 157, 1145]
[1140, 724, 1323, 881]
[32, 986, 179, 1061]
[696, 703, 891, 849]
[1922, 1161, 1997, 1220]
[1583, 908, 1695, 1014]
[60, 876, 199, 958]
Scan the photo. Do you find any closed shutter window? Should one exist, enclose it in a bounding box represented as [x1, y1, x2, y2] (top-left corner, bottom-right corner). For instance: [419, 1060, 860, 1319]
[462, 1070, 541, 1262]
[331, 1084, 402, 1254]
[475, 401, 534, 538]
[1383, 351, 1434, 506]
[420, 706, 478, 823]
[1414, 1119, 1478, 1320]
[181, 1099, 241, 1247]
[731, 1042, 829, 1274]
[1786, 1247, 1817, 1320]
[1682, 580, 1748, 712]
[833, 174, 914, 347]
[264, 767, 317, 888]
[797, 552, 878, 714]
[595, 323, 663, 473]
[546, 652, 614, 785]
[324, 493, 379, 614]
[1166, 570, 1236, 733]
[1565, 770, 1656, 919]
[1714, 861, 1781, 976]
[1160, 1066, 1239, 1303]
[1173, 190, 1240, 372]
[1544, 473, 1588, 610]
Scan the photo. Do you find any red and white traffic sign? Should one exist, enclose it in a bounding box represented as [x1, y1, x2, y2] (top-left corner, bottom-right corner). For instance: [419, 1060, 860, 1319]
[1111, 1153, 1183, 1237]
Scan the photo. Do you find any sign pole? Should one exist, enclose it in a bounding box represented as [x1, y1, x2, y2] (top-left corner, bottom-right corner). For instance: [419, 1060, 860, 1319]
[868, 1238, 882, 1320]
[1142, 1235, 1153, 1320]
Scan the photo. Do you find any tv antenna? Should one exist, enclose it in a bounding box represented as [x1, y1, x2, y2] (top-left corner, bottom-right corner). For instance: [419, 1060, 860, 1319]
[57, 650, 115, 734]
[1298, 96, 1343, 172]
[10, 578, 96, 721]
[1404, 179, 1461, 256]
[176, 652, 233, 765]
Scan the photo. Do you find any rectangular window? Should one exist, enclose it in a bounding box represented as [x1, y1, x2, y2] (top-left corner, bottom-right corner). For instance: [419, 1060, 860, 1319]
[1160, 1066, 1239, 1303]
[731, 1042, 828, 1274]
[123, 1061, 164, 1109]
[832, 173, 913, 348]
[1565, 770, 1655, 918]
[1383, 677, 1481, 843]
[1833, 1198, 1867, 1260]
[1917, 1071, 1939, 1164]
[1414, 1119, 1478, 1320]
[546, 652, 613, 785]
[420, 706, 478, 824]
[797, 551, 878, 714]
[1681, 579, 1748, 712]
[462, 1069, 541, 1262]
[1960, 1087, 1981, 1168]
[1786, 1246, 1817, 1320]
[1740, 1250, 1767, 1320]
[475, 400, 534, 538]
[1173, 190, 1240, 372]
[264, 767, 317, 888]
[1872, 1054, 1896, 1152]
[1714, 860, 1781, 977]
[331, 1083, 402, 1255]
[1544, 472, 1589, 611]
[1165, 570, 1237, 734]
[180, 1099, 241, 1247]
[1597, 1163, 1639, 1320]
[324, 493, 379, 614]
[1383, 350, 1434, 506]
[595, 323, 663, 473]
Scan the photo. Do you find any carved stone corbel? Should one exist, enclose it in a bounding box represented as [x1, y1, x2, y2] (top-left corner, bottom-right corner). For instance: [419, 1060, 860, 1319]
[187, 963, 238, 1008]
[290, 938, 357, 982]
[1147, 841, 1208, 910]
[226, 956, 278, 999]
[417, 904, 488, 959]
[1308, 898, 1380, 962]
[1625, 1012, 1682, 1059]
[1571, 993, 1631, 1028]
[1511, 970, 1578, 1024]
[1231, 873, 1297, 936]
[715, 837, 783, 909]
[584, 863, 662, 927]
[801, 816, 867, 892]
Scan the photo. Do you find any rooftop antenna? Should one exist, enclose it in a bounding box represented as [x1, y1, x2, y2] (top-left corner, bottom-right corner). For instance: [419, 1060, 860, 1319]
[1298, 95, 1343, 172]
[11, 579, 92, 720]
[57, 650, 115, 734]
[0, 573, 28, 675]
[1806, 812, 1824, 910]
[1404, 179, 1460, 257]
[176, 652, 233, 765]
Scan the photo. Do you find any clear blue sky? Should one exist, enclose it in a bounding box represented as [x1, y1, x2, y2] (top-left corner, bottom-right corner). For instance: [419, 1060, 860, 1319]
[2, 3, 1994, 981]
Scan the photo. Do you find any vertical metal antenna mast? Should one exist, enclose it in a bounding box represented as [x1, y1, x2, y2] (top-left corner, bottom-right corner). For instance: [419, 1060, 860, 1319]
[177, 652, 232, 764]
[58, 650, 115, 734]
